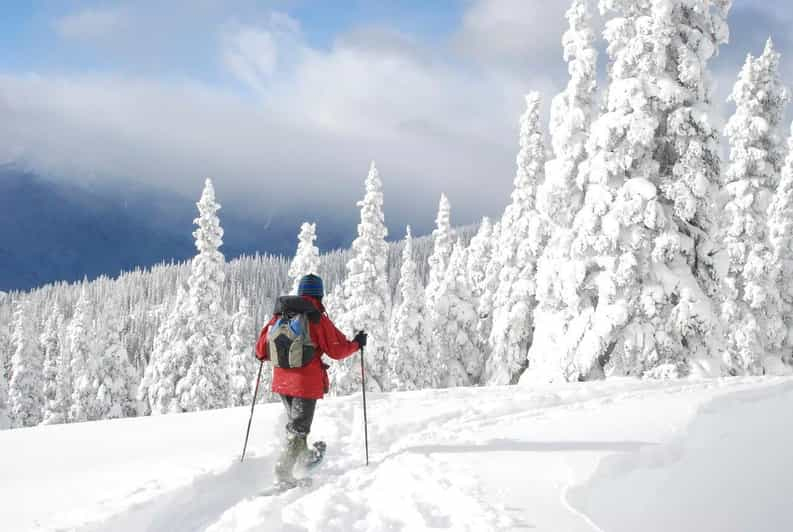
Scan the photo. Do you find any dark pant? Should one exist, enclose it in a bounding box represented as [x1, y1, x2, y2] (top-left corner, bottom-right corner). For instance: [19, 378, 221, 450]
[279, 394, 317, 437]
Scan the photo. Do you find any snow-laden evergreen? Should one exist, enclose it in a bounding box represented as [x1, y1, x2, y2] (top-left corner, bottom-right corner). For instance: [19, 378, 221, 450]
[433, 241, 482, 386]
[767, 123, 793, 368]
[718, 39, 790, 375]
[8, 302, 44, 427]
[528, 0, 732, 383]
[69, 289, 100, 422]
[466, 217, 493, 301]
[288, 222, 321, 294]
[425, 194, 453, 312]
[485, 92, 548, 385]
[530, 0, 598, 382]
[40, 307, 63, 424]
[330, 162, 391, 393]
[138, 288, 191, 414]
[43, 309, 71, 425]
[0, 359, 7, 429]
[539, 0, 597, 228]
[176, 179, 229, 412]
[95, 316, 138, 419]
[475, 220, 501, 360]
[387, 227, 432, 390]
[228, 297, 260, 406]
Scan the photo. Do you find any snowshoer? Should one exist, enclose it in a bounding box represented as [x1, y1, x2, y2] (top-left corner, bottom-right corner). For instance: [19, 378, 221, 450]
[255, 274, 366, 488]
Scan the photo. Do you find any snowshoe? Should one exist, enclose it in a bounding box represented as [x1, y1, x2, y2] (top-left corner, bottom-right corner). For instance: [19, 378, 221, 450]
[259, 477, 313, 497]
[298, 441, 326, 472]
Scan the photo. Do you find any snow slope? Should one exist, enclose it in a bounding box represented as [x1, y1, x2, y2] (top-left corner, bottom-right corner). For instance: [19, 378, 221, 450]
[1, 377, 792, 531]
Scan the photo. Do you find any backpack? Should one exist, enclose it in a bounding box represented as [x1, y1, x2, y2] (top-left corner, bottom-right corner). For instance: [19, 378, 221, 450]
[268, 296, 321, 369]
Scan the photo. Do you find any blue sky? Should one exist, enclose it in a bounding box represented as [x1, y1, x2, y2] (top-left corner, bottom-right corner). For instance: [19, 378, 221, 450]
[0, 1, 792, 232]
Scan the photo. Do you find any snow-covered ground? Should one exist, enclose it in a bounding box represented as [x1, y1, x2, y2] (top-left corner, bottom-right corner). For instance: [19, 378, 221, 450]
[2, 377, 792, 532]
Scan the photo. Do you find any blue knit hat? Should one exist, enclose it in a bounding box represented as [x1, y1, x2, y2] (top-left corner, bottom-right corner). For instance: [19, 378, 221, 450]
[297, 274, 324, 297]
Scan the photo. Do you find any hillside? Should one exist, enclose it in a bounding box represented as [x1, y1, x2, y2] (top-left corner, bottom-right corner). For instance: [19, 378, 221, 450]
[2, 377, 791, 531]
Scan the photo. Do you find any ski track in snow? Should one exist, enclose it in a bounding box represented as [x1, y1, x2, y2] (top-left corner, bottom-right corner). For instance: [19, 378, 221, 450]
[3, 377, 791, 531]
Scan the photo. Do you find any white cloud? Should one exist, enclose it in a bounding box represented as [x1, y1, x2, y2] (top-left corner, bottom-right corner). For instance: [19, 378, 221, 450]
[14, 0, 789, 234]
[456, 0, 569, 71]
[221, 12, 305, 92]
[54, 7, 127, 40]
[2, 6, 568, 230]
[223, 29, 279, 91]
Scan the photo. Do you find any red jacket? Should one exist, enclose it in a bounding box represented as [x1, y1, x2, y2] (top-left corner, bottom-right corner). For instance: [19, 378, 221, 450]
[255, 296, 360, 399]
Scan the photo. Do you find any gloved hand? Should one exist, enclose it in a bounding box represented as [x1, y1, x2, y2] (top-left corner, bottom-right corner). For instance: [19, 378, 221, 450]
[354, 331, 368, 348]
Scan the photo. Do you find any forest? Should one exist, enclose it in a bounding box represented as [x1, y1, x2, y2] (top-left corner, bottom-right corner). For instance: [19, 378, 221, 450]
[2, 0, 792, 429]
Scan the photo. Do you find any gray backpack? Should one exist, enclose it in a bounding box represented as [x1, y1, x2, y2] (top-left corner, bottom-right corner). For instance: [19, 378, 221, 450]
[268, 296, 321, 369]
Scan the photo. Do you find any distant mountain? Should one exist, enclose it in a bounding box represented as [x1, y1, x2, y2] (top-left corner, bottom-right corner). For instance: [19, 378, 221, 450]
[0, 168, 351, 292]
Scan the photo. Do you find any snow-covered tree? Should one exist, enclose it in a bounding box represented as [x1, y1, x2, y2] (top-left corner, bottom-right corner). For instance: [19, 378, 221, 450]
[0, 359, 8, 429]
[69, 290, 100, 423]
[530, 0, 599, 383]
[40, 307, 64, 424]
[476, 220, 501, 362]
[434, 241, 482, 387]
[466, 217, 493, 300]
[539, 0, 598, 228]
[1, 308, 14, 429]
[388, 227, 432, 390]
[176, 179, 229, 412]
[527, 0, 732, 382]
[8, 302, 44, 427]
[43, 311, 71, 425]
[426, 194, 453, 311]
[289, 222, 321, 294]
[330, 162, 391, 394]
[95, 315, 138, 419]
[228, 297, 260, 406]
[138, 288, 191, 414]
[767, 123, 793, 369]
[718, 39, 790, 374]
[485, 92, 548, 385]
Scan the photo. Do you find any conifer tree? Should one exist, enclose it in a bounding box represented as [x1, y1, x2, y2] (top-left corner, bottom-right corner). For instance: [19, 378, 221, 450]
[539, 0, 597, 227]
[177, 179, 229, 411]
[95, 316, 137, 419]
[485, 92, 548, 385]
[388, 227, 431, 390]
[330, 162, 391, 394]
[8, 302, 44, 427]
[40, 307, 64, 424]
[528, 0, 732, 381]
[767, 123, 793, 368]
[434, 241, 482, 386]
[69, 290, 100, 422]
[529, 0, 599, 382]
[0, 360, 8, 429]
[289, 222, 321, 294]
[476, 220, 501, 361]
[426, 194, 453, 311]
[466, 217, 493, 301]
[719, 39, 790, 374]
[44, 316, 72, 425]
[138, 288, 191, 414]
[228, 297, 259, 406]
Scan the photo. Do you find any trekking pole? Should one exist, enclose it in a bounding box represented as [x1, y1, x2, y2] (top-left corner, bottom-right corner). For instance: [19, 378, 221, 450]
[360, 344, 369, 466]
[240, 359, 264, 463]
